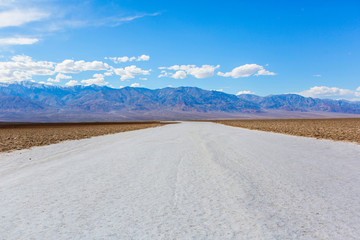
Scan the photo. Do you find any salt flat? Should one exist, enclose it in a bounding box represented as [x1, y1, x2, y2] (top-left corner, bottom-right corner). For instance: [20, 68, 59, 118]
[0, 122, 359, 239]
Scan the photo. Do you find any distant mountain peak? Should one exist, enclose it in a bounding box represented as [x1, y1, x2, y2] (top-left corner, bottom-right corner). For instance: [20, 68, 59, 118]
[1, 82, 360, 121]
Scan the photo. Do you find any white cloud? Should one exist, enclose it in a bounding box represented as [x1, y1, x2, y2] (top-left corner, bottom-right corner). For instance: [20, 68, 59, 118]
[139, 77, 147, 80]
[106, 56, 133, 63]
[158, 70, 169, 78]
[112, 65, 150, 81]
[160, 65, 220, 79]
[42, 12, 161, 32]
[65, 80, 79, 86]
[0, 55, 153, 85]
[313, 74, 322, 77]
[0, 2, 160, 47]
[130, 82, 143, 87]
[0, 55, 55, 83]
[236, 90, 255, 95]
[137, 54, 150, 61]
[11, 55, 31, 62]
[172, 70, 187, 79]
[104, 71, 113, 76]
[106, 55, 150, 63]
[55, 60, 109, 73]
[187, 65, 219, 79]
[48, 73, 72, 82]
[255, 69, 276, 76]
[0, 55, 151, 85]
[218, 64, 275, 78]
[298, 86, 360, 100]
[0, 55, 113, 84]
[0, 37, 39, 45]
[100, 12, 161, 27]
[81, 73, 109, 86]
[0, 8, 49, 28]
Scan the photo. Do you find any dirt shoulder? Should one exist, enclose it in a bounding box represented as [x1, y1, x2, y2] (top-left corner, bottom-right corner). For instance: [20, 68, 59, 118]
[0, 121, 169, 152]
[213, 118, 360, 144]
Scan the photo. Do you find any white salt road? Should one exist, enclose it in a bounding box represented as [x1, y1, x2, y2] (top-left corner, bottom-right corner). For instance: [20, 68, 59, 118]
[0, 122, 360, 239]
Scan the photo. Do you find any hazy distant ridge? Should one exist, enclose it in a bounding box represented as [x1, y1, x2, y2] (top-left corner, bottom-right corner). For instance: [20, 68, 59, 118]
[0, 82, 359, 121]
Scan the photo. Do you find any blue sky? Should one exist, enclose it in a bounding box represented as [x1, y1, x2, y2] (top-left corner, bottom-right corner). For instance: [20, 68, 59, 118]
[0, 0, 359, 100]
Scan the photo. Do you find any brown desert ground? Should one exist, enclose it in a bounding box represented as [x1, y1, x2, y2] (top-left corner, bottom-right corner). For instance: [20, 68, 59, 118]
[214, 118, 360, 144]
[0, 121, 169, 152]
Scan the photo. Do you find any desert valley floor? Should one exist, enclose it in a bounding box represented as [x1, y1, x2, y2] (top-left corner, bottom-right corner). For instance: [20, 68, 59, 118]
[0, 122, 359, 239]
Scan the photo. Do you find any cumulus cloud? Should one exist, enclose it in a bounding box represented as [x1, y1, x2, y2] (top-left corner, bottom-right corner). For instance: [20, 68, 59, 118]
[0, 8, 49, 28]
[0, 55, 152, 85]
[172, 70, 187, 79]
[112, 65, 150, 81]
[65, 80, 79, 86]
[0, 55, 111, 83]
[298, 86, 360, 100]
[137, 54, 150, 61]
[186, 65, 220, 78]
[104, 71, 113, 76]
[106, 56, 135, 63]
[218, 64, 275, 78]
[55, 60, 109, 73]
[255, 69, 276, 76]
[158, 70, 169, 78]
[130, 82, 143, 87]
[159, 65, 220, 79]
[0, 37, 39, 45]
[81, 73, 109, 86]
[236, 90, 255, 95]
[48, 73, 72, 82]
[0, 55, 55, 83]
[105, 55, 150, 63]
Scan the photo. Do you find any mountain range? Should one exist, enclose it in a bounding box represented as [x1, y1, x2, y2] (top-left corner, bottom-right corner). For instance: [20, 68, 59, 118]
[1, 81, 360, 122]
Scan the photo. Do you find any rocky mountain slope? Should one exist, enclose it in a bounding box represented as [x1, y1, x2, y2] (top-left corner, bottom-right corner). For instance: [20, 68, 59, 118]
[0, 82, 359, 121]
